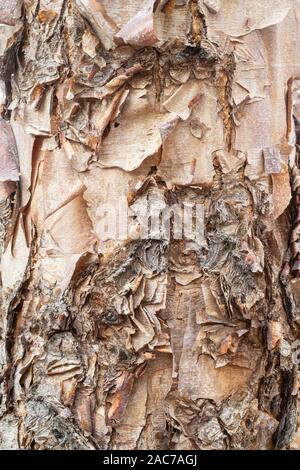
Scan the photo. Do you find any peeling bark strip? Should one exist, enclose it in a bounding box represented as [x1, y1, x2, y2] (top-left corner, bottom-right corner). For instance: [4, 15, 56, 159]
[0, 0, 300, 451]
[114, 0, 160, 48]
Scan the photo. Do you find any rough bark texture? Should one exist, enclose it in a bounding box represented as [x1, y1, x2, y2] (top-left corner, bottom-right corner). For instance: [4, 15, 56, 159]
[0, 0, 300, 450]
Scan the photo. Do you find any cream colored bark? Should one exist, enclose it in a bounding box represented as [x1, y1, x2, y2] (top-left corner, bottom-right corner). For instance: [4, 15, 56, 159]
[0, 0, 300, 450]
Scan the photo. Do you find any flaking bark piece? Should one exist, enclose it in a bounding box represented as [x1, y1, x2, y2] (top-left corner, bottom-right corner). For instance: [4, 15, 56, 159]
[114, 0, 159, 48]
[99, 88, 178, 171]
[75, 0, 117, 50]
[163, 80, 203, 121]
[0, 0, 22, 26]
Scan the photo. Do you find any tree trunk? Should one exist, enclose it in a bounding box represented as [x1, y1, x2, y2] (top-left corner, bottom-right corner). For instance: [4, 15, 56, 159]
[0, 0, 300, 451]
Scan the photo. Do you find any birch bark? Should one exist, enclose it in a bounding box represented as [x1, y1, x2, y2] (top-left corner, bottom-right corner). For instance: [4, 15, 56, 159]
[0, 0, 300, 450]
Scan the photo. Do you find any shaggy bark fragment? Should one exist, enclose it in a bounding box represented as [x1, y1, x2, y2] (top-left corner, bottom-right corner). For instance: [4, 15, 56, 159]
[163, 80, 203, 120]
[115, 0, 159, 48]
[99, 88, 177, 171]
[20, 87, 54, 136]
[74, 0, 117, 50]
